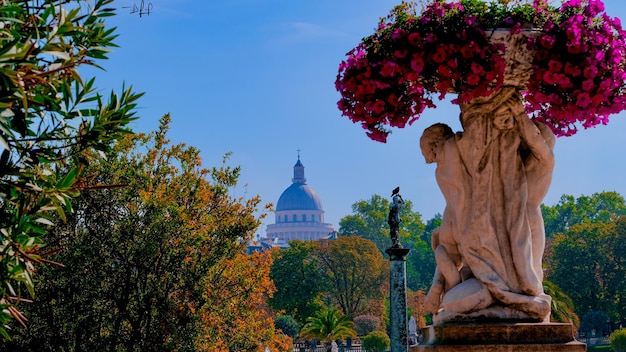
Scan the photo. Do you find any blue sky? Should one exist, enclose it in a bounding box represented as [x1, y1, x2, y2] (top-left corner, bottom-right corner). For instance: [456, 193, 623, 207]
[90, 0, 626, 235]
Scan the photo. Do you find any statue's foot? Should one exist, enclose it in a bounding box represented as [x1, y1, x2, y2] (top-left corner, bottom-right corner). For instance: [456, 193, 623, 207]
[424, 283, 443, 314]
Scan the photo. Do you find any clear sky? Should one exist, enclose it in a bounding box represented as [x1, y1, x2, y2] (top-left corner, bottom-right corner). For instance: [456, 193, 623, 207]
[90, 0, 626, 235]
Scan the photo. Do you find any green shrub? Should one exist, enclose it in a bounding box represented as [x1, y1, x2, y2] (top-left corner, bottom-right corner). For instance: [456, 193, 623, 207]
[610, 328, 626, 352]
[362, 330, 390, 352]
[354, 315, 382, 336]
[275, 315, 300, 339]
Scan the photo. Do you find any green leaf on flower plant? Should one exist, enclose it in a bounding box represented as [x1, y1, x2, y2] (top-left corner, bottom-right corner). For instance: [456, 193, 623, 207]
[35, 218, 54, 226]
[56, 167, 78, 189]
[0, 325, 10, 340]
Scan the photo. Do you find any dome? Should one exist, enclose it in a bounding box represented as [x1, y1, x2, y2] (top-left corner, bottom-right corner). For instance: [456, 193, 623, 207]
[276, 183, 324, 211]
[266, 155, 334, 242]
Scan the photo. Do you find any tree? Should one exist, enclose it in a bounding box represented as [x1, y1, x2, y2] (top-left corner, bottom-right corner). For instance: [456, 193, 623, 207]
[580, 311, 610, 337]
[198, 250, 292, 352]
[547, 221, 610, 320]
[299, 306, 356, 352]
[546, 215, 626, 324]
[338, 195, 432, 290]
[315, 236, 387, 319]
[406, 215, 439, 291]
[542, 192, 626, 237]
[0, 0, 142, 337]
[407, 289, 428, 330]
[0, 116, 283, 351]
[339, 195, 425, 254]
[605, 216, 626, 324]
[269, 240, 325, 324]
[543, 280, 579, 333]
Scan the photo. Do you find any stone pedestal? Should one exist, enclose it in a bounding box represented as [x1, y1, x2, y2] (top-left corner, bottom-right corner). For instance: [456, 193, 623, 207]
[387, 247, 411, 352]
[411, 323, 586, 351]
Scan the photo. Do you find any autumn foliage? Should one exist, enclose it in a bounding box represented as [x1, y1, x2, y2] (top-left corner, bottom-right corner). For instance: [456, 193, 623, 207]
[0, 115, 289, 351]
[197, 250, 292, 351]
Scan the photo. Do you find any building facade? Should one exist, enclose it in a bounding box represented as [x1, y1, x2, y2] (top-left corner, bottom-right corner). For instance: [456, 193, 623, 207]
[265, 156, 335, 242]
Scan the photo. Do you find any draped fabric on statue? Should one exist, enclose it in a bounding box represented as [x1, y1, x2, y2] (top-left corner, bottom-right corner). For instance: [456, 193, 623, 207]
[455, 102, 549, 320]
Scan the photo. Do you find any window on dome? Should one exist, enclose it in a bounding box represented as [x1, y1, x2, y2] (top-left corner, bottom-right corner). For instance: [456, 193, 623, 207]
[284, 215, 288, 222]
[311, 214, 315, 222]
[292, 214, 297, 222]
[302, 214, 306, 222]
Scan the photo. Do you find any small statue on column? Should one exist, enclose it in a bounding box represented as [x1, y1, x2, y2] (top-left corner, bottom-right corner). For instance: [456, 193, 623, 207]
[388, 186, 404, 248]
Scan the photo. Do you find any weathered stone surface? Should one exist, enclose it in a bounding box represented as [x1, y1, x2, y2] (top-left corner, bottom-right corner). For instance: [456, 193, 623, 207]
[411, 323, 586, 352]
[441, 278, 494, 314]
[420, 88, 556, 322]
[486, 29, 540, 88]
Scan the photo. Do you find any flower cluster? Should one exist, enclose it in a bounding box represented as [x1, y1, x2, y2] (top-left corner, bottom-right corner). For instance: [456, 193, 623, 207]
[336, 0, 626, 142]
[526, 0, 626, 136]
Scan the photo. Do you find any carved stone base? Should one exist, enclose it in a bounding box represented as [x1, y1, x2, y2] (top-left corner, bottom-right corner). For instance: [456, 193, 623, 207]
[411, 323, 586, 352]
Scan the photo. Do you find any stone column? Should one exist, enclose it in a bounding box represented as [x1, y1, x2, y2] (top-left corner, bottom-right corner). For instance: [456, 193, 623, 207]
[386, 247, 411, 352]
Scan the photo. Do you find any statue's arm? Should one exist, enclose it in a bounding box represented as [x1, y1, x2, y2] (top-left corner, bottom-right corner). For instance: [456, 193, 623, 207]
[514, 112, 554, 162]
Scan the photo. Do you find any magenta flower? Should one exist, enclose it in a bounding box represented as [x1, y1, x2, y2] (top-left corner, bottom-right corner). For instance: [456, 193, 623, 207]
[467, 74, 480, 86]
[584, 66, 599, 79]
[540, 35, 555, 49]
[336, 0, 626, 142]
[582, 79, 594, 91]
[408, 32, 422, 46]
[392, 28, 407, 40]
[548, 60, 563, 73]
[576, 92, 592, 108]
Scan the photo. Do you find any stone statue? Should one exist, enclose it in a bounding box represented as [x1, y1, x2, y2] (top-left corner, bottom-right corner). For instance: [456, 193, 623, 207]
[388, 187, 404, 248]
[420, 87, 555, 323]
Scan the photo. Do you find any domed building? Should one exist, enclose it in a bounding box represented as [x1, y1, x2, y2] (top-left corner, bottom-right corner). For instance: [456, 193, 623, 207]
[265, 156, 335, 242]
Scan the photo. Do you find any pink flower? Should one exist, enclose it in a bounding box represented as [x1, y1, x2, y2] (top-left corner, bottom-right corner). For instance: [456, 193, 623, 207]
[540, 35, 555, 49]
[584, 66, 599, 79]
[394, 49, 408, 59]
[471, 62, 484, 74]
[392, 28, 406, 40]
[564, 0, 582, 8]
[410, 54, 425, 73]
[567, 44, 587, 54]
[543, 71, 560, 85]
[576, 92, 592, 108]
[447, 59, 458, 70]
[432, 47, 447, 63]
[582, 79, 595, 91]
[467, 74, 480, 86]
[511, 23, 522, 35]
[564, 63, 582, 77]
[408, 32, 422, 46]
[438, 64, 451, 77]
[535, 50, 549, 61]
[380, 61, 399, 77]
[367, 100, 386, 115]
[566, 22, 583, 42]
[366, 128, 388, 143]
[587, 0, 605, 16]
[460, 43, 476, 59]
[548, 60, 563, 73]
